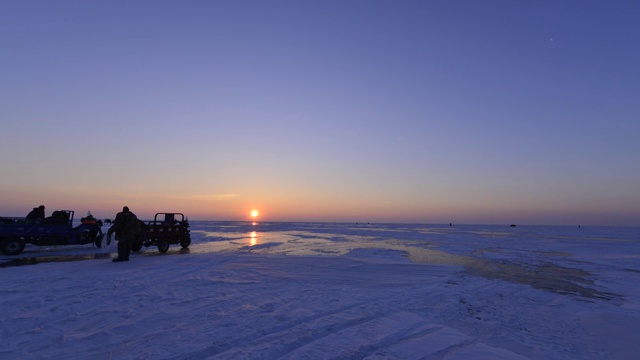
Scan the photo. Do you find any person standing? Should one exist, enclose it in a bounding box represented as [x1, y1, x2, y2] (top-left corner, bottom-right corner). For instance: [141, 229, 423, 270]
[107, 206, 141, 262]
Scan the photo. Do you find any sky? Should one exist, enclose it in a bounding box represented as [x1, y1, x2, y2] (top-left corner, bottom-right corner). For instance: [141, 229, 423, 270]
[1, 0, 639, 225]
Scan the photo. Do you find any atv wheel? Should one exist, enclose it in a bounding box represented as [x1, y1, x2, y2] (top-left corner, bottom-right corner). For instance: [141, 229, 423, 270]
[131, 242, 143, 252]
[1, 238, 26, 256]
[157, 240, 170, 253]
[180, 237, 191, 248]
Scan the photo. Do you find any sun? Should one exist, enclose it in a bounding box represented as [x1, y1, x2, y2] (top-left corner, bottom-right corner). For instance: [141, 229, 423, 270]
[250, 209, 259, 218]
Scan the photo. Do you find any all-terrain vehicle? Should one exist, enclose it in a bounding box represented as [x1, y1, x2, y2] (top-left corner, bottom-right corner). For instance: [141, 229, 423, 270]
[0, 210, 104, 255]
[132, 213, 191, 253]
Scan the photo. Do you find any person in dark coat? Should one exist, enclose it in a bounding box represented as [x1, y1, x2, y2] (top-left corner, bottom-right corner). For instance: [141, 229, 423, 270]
[107, 206, 141, 262]
[26, 205, 45, 222]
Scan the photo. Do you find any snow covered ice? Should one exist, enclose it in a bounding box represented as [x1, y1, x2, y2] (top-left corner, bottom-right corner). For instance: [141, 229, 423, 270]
[1, 222, 639, 359]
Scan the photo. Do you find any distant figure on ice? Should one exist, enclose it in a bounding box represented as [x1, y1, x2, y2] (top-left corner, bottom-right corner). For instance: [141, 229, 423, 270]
[450, 222, 452, 227]
[26, 205, 45, 222]
[107, 206, 141, 262]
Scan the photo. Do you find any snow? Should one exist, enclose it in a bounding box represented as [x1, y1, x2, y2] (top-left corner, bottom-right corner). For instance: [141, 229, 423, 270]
[1, 222, 639, 359]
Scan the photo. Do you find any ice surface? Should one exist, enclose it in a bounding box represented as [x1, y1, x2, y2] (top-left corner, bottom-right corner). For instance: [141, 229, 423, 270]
[1, 222, 639, 359]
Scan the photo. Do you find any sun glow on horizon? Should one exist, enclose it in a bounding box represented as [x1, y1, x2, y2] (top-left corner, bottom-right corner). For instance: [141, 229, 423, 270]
[251, 209, 259, 218]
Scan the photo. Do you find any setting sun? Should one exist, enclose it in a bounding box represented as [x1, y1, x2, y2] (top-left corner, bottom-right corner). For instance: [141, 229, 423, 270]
[251, 209, 259, 218]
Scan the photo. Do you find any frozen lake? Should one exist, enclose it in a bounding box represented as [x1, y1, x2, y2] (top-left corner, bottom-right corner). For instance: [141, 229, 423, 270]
[1, 222, 639, 359]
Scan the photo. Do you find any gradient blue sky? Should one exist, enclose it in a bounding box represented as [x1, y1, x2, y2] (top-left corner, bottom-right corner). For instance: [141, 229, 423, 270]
[2, 1, 639, 225]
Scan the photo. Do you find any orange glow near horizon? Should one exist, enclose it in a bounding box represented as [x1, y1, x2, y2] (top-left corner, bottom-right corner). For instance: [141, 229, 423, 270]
[251, 209, 259, 218]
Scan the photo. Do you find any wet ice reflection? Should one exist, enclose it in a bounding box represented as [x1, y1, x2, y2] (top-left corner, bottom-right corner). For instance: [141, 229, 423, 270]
[191, 229, 378, 257]
[187, 223, 630, 300]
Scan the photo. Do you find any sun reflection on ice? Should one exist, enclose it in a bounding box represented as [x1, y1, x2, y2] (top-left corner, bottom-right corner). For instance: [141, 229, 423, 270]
[250, 231, 258, 246]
